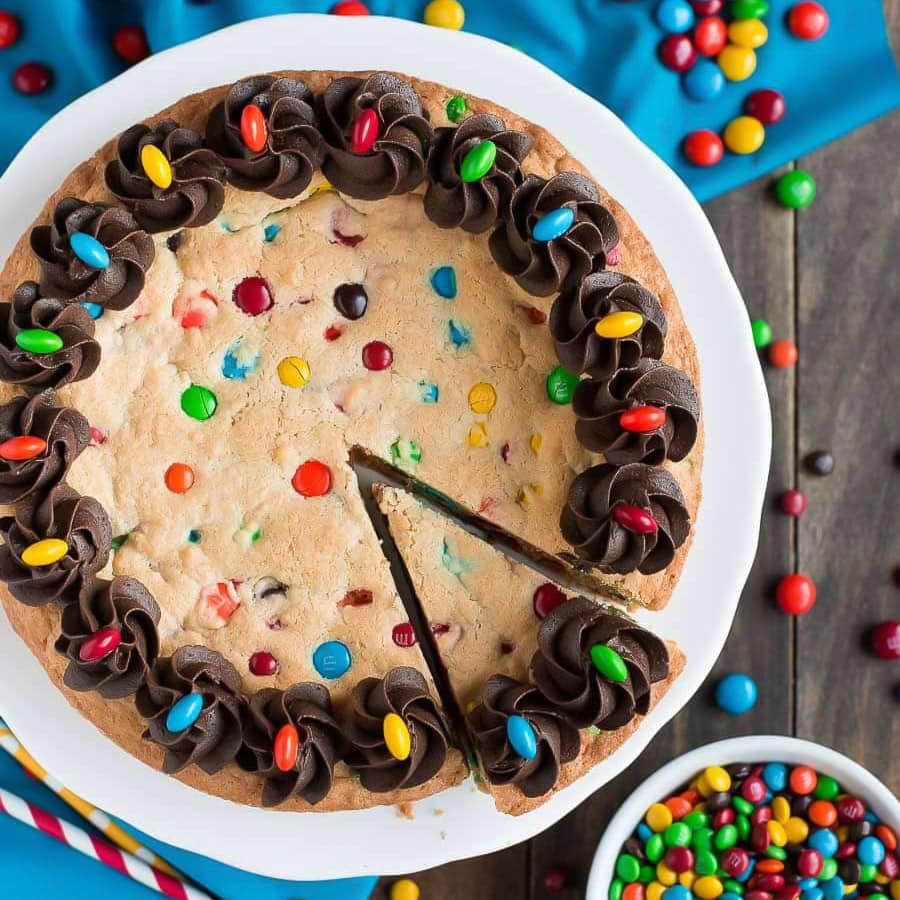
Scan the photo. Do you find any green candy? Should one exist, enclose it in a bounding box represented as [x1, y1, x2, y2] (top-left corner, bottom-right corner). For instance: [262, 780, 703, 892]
[692, 827, 714, 851]
[645, 833, 665, 863]
[775, 170, 817, 209]
[859, 864, 876, 883]
[187, 529, 202, 544]
[683, 811, 709, 830]
[609, 878, 625, 900]
[813, 774, 839, 799]
[638, 865, 655, 884]
[460, 140, 497, 183]
[664, 822, 692, 848]
[111, 533, 129, 551]
[751, 318, 772, 348]
[723, 881, 744, 895]
[818, 858, 837, 881]
[446, 95, 467, 122]
[766, 845, 787, 861]
[736, 813, 751, 842]
[590, 644, 628, 682]
[732, 796, 753, 816]
[390, 437, 422, 473]
[15, 328, 63, 354]
[615, 854, 641, 883]
[731, 0, 768, 18]
[714, 824, 738, 851]
[181, 384, 217, 421]
[546, 365, 580, 404]
[695, 850, 718, 876]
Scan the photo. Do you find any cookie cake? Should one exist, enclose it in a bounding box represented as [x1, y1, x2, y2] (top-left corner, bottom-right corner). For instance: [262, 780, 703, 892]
[0, 70, 702, 814]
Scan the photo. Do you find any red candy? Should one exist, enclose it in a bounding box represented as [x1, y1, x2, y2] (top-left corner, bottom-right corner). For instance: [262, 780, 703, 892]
[331, 0, 370, 13]
[776, 887, 801, 900]
[13, 61, 52, 95]
[0, 435, 47, 461]
[324, 325, 343, 342]
[721, 848, 750, 877]
[751, 805, 772, 825]
[745, 893, 771, 900]
[745, 89, 786, 126]
[665, 847, 694, 874]
[683, 130, 724, 167]
[196, 582, 240, 627]
[274, 723, 299, 771]
[693, 16, 727, 57]
[879, 853, 899, 878]
[713, 808, 735, 828]
[836, 796, 866, 822]
[834, 842, 856, 860]
[779, 489, 807, 517]
[797, 849, 822, 878]
[789, 764, 817, 794]
[870, 620, 900, 660]
[0, 11, 20, 48]
[112, 25, 149, 63]
[691, 0, 723, 12]
[769, 340, 798, 368]
[612, 503, 658, 534]
[173, 289, 218, 328]
[240, 104, 268, 153]
[742, 775, 767, 803]
[542, 868, 570, 894]
[659, 34, 697, 72]
[292, 460, 332, 498]
[751, 822, 771, 852]
[164, 462, 195, 494]
[361, 340, 393, 371]
[392, 622, 417, 648]
[249, 651, 279, 676]
[533, 582, 567, 619]
[776, 573, 816, 615]
[78, 627, 121, 662]
[233, 276, 273, 316]
[788, 2, 829, 40]
[757, 875, 785, 892]
[350, 108, 379, 154]
[89, 426, 106, 446]
[619, 406, 666, 433]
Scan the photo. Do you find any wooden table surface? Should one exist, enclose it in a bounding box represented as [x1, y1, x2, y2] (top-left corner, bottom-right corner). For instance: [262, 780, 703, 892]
[376, 7, 900, 897]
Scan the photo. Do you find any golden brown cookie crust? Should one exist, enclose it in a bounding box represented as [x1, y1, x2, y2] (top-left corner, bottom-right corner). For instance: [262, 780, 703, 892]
[0, 70, 701, 812]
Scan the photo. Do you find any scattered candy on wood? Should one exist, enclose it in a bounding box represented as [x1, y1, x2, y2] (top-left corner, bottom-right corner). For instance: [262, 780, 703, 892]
[660, 34, 697, 71]
[870, 621, 900, 660]
[776, 573, 816, 615]
[21, 538, 68, 567]
[683, 130, 724, 167]
[112, 25, 149, 63]
[460, 139, 497, 182]
[546, 365, 580, 405]
[70, 232, 110, 270]
[312, 640, 351, 678]
[249, 650, 279, 676]
[446, 95, 467, 122]
[430, 265, 458, 299]
[655, 0, 695, 34]
[718, 44, 757, 81]
[724, 116, 765, 154]
[532, 207, 575, 242]
[240, 104, 268, 152]
[750, 318, 772, 348]
[745, 88, 786, 125]
[140, 144, 172, 190]
[12, 61, 51, 95]
[181, 384, 218, 421]
[350, 108, 379, 154]
[331, 0, 370, 13]
[390, 879, 420, 900]
[0, 435, 46, 461]
[715, 673, 759, 714]
[0, 10, 20, 48]
[590, 644, 629, 682]
[620, 406, 667, 433]
[277, 356, 311, 389]
[164, 462, 195, 494]
[779, 489, 807, 517]
[768, 339, 798, 368]
[506, 714, 538, 760]
[362, 340, 393, 371]
[78, 627, 122, 662]
[542, 867, 571, 894]
[683, 60, 725, 101]
[424, 0, 465, 30]
[383, 712, 412, 761]
[804, 450, 834, 476]
[292, 460, 332, 497]
[788, 2, 829, 40]
[166, 693, 203, 732]
[693, 16, 728, 57]
[728, 18, 768, 49]
[612, 503, 659, 534]
[233, 275, 273, 316]
[274, 723, 299, 771]
[775, 171, 817, 209]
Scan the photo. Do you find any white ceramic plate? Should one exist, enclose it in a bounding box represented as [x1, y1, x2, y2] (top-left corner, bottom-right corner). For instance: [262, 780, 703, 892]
[0, 14, 771, 880]
[586, 736, 900, 900]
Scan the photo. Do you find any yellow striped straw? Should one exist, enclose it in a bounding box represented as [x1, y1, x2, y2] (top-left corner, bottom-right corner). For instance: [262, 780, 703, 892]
[0, 717, 182, 879]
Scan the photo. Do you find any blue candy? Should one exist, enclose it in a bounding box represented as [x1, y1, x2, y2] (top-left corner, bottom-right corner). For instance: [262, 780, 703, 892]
[430, 265, 458, 299]
[448, 319, 471, 348]
[763, 762, 788, 791]
[531, 207, 574, 242]
[263, 222, 280, 242]
[863, 811, 879, 823]
[856, 836, 885, 866]
[821, 878, 844, 900]
[637, 823, 653, 843]
[222, 340, 260, 380]
[165, 692, 203, 732]
[721, 894, 742, 900]
[663, 886, 692, 900]
[715, 672, 758, 715]
[418, 381, 439, 403]
[313, 641, 351, 679]
[808, 828, 839, 858]
[81, 301, 104, 320]
[802, 889, 824, 900]
[506, 715, 537, 760]
[683, 60, 725, 101]
[736, 859, 755, 883]
[800, 879, 819, 890]
[70, 231, 110, 270]
[655, 0, 694, 33]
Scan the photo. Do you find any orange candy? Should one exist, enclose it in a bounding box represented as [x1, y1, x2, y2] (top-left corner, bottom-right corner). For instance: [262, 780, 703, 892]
[165, 462, 195, 493]
[274, 723, 299, 772]
[789, 765, 817, 795]
[681, 789, 702, 805]
[623, 885, 646, 900]
[240, 104, 268, 153]
[809, 800, 838, 827]
[769, 340, 798, 368]
[0, 435, 47, 460]
[756, 860, 784, 874]
[875, 824, 897, 851]
[292, 459, 333, 498]
[666, 796, 693, 820]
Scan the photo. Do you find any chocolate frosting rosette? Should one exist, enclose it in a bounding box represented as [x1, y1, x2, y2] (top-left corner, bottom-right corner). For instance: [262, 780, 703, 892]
[0, 282, 100, 390]
[424, 113, 533, 233]
[55, 576, 160, 699]
[238, 682, 346, 807]
[0, 389, 90, 504]
[0, 484, 111, 607]
[136, 646, 244, 775]
[344, 667, 452, 792]
[530, 596, 670, 729]
[467, 674, 580, 798]
[206, 75, 324, 199]
[104, 119, 226, 232]
[30, 198, 154, 311]
[561, 462, 690, 575]
[320, 73, 433, 200]
[549, 270, 667, 378]
[573, 359, 700, 464]
[489, 172, 619, 296]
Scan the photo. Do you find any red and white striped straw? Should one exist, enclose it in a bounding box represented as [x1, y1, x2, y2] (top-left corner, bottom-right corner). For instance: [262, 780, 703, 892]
[0, 786, 213, 900]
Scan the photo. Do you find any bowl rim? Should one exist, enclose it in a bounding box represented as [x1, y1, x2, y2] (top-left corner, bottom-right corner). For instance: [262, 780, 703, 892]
[586, 735, 900, 900]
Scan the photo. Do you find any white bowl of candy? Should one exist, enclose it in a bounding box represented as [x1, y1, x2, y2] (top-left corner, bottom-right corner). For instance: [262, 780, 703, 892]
[587, 736, 900, 900]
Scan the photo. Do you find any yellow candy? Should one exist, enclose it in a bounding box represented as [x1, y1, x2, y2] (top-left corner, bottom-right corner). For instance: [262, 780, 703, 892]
[785, 816, 809, 844]
[516, 483, 543, 506]
[679, 872, 696, 889]
[277, 356, 310, 388]
[424, 0, 465, 29]
[595, 310, 643, 339]
[837, 825, 849, 842]
[728, 18, 768, 48]
[468, 382, 497, 414]
[717, 44, 757, 81]
[723, 116, 765, 155]
[390, 878, 420, 900]
[467, 422, 488, 448]
[696, 772, 714, 798]
[383, 713, 411, 761]
[311, 177, 336, 195]
[844, 885, 858, 897]
[646, 802, 673, 832]
[771, 796, 791, 824]
[465, 698, 480, 714]
[888, 880, 899, 900]
[704, 766, 731, 793]
[656, 864, 677, 886]
[21, 538, 68, 567]
[767, 819, 788, 847]
[694, 877, 724, 900]
[875, 874, 890, 885]
[648, 883, 666, 900]
[140, 144, 173, 190]
[529, 433, 542, 454]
